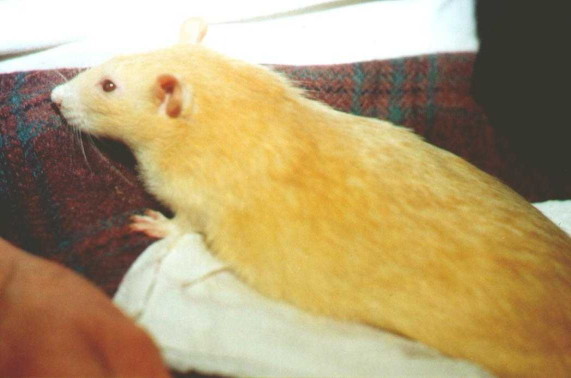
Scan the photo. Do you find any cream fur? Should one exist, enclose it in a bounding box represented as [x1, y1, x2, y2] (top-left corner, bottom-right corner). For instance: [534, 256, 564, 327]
[52, 44, 571, 377]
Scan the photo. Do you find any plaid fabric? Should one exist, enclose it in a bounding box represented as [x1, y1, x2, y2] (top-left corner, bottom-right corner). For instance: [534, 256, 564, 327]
[1, 53, 570, 296]
[0, 69, 160, 294]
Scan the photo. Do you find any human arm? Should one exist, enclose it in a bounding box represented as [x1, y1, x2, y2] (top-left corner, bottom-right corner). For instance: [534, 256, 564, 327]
[0, 238, 170, 377]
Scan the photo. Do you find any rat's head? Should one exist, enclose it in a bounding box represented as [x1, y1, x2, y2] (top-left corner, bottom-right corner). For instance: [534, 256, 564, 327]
[50, 18, 208, 147]
[51, 18, 298, 151]
[51, 51, 194, 146]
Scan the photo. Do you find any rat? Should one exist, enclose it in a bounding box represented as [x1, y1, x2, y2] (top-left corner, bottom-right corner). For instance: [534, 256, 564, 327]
[51, 19, 571, 377]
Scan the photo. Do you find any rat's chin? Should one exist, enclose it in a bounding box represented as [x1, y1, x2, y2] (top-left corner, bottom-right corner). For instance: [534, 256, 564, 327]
[56, 109, 98, 135]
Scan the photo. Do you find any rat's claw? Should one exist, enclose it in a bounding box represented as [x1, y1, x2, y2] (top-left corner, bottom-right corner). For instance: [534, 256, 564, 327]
[130, 210, 178, 239]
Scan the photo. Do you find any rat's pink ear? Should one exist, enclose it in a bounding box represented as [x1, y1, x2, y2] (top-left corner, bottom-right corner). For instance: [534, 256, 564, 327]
[154, 74, 184, 118]
[179, 17, 207, 45]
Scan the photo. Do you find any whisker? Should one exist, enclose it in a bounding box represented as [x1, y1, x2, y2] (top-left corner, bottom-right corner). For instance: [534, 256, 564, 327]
[67, 123, 90, 171]
[65, 126, 75, 167]
[53, 69, 70, 83]
[88, 137, 137, 187]
[78, 131, 92, 170]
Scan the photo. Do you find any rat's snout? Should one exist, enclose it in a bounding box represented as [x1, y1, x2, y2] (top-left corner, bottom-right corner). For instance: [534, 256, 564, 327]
[50, 83, 81, 128]
[51, 85, 65, 107]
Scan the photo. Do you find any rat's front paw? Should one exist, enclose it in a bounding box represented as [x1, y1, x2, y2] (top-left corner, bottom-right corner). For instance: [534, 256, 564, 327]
[130, 210, 178, 239]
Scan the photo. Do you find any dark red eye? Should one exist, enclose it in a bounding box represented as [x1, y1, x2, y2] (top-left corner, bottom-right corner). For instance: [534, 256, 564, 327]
[101, 79, 116, 92]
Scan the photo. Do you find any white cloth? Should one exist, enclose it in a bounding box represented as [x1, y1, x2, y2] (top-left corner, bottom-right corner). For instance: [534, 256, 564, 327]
[0, 0, 478, 73]
[534, 200, 571, 235]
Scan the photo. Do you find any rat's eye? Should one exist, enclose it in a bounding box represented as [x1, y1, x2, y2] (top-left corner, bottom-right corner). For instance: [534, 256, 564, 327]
[101, 79, 117, 92]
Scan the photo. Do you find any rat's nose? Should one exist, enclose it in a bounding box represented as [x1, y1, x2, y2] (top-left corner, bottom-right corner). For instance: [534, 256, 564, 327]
[51, 85, 64, 107]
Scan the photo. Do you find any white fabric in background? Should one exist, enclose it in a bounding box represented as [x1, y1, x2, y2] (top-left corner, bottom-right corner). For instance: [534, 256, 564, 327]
[114, 201, 571, 376]
[0, 0, 478, 73]
[534, 200, 571, 235]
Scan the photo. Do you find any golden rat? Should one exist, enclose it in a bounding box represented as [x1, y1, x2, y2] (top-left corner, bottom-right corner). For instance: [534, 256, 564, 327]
[51, 20, 571, 377]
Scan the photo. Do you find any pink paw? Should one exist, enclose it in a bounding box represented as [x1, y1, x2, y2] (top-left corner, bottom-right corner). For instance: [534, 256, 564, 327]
[130, 210, 177, 239]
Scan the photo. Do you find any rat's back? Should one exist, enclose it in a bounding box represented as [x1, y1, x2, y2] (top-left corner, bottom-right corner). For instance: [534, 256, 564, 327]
[205, 102, 571, 376]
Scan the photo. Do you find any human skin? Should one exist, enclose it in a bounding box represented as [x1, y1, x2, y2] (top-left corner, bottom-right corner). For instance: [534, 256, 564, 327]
[0, 238, 170, 377]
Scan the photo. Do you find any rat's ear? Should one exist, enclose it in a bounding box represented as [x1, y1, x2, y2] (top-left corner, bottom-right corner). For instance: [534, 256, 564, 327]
[179, 17, 207, 45]
[154, 74, 186, 118]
